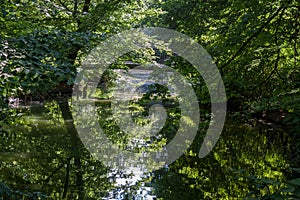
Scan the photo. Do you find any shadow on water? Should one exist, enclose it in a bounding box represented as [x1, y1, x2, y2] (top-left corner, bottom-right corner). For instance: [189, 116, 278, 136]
[0, 100, 299, 199]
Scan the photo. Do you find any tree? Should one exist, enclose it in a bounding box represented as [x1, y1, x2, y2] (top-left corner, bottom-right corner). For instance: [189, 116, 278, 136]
[150, 0, 299, 112]
[0, 0, 161, 198]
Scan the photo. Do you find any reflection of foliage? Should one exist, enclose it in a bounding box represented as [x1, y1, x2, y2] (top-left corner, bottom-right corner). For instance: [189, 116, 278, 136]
[247, 174, 300, 199]
[138, 83, 171, 101]
[150, 119, 292, 199]
[0, 182, 47, 200]
[96, 99, 181, 152]
[0, 101, 115, 199]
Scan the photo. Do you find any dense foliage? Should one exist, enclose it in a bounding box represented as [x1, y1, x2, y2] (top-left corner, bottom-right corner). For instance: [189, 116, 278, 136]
[0, 0, 299, 199]
[1, 0, 299, 111]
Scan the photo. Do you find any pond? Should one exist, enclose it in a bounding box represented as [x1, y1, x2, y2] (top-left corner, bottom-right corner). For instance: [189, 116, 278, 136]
[1, 98, 299, 200]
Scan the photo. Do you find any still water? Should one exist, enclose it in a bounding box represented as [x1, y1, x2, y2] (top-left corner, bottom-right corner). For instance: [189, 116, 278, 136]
[0, 100, 298, 199]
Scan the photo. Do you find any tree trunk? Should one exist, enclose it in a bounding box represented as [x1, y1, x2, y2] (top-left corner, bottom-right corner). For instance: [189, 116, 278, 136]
[57, 98, 84, 199]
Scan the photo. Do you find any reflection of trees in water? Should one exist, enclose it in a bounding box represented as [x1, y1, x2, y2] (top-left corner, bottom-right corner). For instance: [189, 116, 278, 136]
[151, 120, 292, 199]
[0, 101, 114, 199]
[0, 99, 175, 199]
[0, 101, 296, 199]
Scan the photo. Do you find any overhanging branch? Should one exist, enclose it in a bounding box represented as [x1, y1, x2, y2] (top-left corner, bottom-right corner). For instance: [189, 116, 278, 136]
[220, 5, 285, 70]
[56, 0, 72, 13]
[252, 8, 286, 90]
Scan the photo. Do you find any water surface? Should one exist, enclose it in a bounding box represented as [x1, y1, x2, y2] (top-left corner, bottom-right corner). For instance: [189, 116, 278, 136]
[0, 100, 297, 199]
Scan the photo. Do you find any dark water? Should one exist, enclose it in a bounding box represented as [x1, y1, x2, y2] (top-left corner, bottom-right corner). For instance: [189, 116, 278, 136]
[0, 100, 299, 199]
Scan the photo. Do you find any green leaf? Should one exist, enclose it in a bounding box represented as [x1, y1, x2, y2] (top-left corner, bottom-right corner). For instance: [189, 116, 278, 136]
[293, 188, 300, 197]
[281, 184, 295, 193]
[287, 178, 300, 187]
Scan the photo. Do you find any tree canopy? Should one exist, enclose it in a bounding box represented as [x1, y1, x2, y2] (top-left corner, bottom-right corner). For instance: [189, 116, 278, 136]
[1, 0, 298, 112]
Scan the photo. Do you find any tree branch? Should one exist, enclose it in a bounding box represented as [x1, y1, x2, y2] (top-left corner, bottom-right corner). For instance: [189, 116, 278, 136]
[273, 8, 285, 81]
[56, 0, 72, 13]
[79, 0, 123, 32]
[293, 5, 299, 62]
[73, 0, 78, 18]
[220, 5, 285, 70]
[62, 157, 71, 198]
[40, 159, 70, 188]
[83, 0, 91, 13]
[252, 8, 286, 90]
